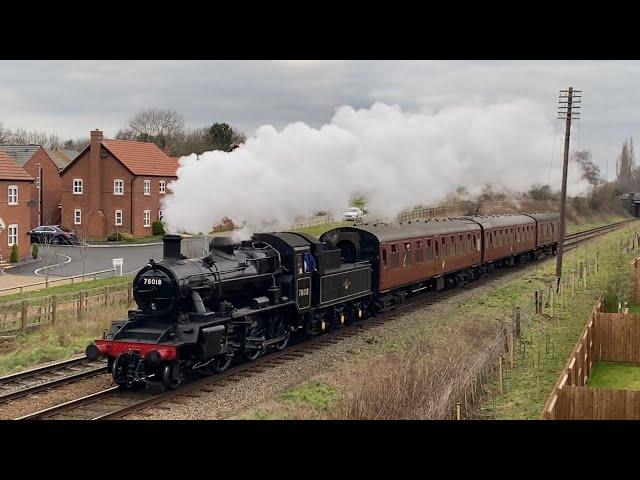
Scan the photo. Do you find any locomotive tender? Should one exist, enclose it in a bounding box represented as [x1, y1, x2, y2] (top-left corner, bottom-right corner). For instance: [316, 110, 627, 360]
[86, 212, 559, 390]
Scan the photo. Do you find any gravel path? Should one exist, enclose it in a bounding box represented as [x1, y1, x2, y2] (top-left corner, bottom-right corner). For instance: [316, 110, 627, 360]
[125, 261, 546, 420]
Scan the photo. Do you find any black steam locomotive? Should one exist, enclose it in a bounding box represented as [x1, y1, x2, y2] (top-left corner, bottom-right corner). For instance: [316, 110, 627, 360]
[86, 233, 372, 389]
[87, 212, 558, 390]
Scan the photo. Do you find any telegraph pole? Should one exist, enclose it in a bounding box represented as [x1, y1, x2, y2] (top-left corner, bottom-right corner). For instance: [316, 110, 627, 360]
[556, 86, 581, 287]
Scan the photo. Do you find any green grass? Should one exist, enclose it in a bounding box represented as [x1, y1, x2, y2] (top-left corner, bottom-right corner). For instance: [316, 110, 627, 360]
[628, 304, 640, 313]
[587, 362, 640, 391]
[278, 380, 341, 410]
[88, 235, 164, 245]
[0, 275, 133, 303]
[566, 215, 629, 235]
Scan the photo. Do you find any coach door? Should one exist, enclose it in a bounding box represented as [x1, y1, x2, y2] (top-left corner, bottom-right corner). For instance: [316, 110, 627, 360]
[294, 247, 312, 311]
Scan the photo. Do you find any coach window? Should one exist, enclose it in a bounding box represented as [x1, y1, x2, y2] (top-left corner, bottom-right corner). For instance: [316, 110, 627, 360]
[390, 244, 399, 268]
[382, 247, 388, 268]
[426, 239, 434, 260]
[441, 238, 446, 258]
[415, 241, 423, 263]
[403, 242, 412, 267]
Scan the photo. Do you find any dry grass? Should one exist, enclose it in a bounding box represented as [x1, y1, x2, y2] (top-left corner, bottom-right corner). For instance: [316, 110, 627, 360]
[331, 321, 498, 419]
[0, 303, 127, 375]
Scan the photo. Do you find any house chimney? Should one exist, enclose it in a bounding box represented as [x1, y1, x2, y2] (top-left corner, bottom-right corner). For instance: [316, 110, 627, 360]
[89, 129, 103, 212]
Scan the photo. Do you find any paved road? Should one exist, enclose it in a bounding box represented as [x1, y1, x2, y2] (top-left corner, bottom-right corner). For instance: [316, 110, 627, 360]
[7, 237, 210, 278]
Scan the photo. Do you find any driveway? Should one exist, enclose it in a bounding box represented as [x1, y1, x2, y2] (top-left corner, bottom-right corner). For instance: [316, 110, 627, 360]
[7, 236, 210, 278]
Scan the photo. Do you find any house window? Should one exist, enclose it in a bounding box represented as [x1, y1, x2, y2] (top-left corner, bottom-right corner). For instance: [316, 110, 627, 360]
[159, 180, 166, 194]
[143, 179, 151, 196]
[115, 210, 123, 226]
[143, 210, 151, 227]
[7, 224, 17, 247]
[114, 179, 124, 195]
[74, 209, 81, 225]
[73, 179, 83, 195]
[8, 185, 18, 205]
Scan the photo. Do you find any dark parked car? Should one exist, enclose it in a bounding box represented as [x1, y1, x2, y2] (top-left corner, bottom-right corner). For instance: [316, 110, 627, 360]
[27, 225, 80, 245]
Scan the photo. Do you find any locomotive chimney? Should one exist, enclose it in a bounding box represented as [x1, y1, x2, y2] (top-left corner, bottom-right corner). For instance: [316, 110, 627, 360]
[163, 234, 182, 260]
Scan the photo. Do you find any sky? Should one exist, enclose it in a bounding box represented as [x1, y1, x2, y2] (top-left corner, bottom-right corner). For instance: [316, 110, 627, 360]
[0, 60, 637, 183]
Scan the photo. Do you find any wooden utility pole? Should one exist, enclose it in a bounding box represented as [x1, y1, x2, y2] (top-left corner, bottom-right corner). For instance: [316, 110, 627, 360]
[556, 86, 582, 287]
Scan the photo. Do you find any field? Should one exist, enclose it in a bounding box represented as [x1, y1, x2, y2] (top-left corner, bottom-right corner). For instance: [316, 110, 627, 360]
[587, 362, 640, 391]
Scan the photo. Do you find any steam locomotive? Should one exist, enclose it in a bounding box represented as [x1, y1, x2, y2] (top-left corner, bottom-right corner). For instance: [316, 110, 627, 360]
[86, 212, 559, 390]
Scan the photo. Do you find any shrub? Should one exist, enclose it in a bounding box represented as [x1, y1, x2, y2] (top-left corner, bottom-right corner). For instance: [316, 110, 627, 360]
[106, 232, 123, 242]
[10, 244, 19, 263]
[122, 232, 134, 242]
[152, 220, 165, 236]
[31, 243, 39, 259]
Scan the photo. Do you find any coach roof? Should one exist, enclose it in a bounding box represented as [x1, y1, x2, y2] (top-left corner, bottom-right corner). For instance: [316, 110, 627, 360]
[464, 214, 537, 229]
[333, 218, 481, 243]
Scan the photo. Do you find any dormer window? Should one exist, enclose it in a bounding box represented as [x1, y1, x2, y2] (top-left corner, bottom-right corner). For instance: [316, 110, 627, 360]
[73, 179, 83, 195]
[114, 179, 124, 195]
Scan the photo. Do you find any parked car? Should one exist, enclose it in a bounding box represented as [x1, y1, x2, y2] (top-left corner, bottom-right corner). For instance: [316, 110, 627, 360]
[342, 207, 364, 221]
[27, 225, 80, 245]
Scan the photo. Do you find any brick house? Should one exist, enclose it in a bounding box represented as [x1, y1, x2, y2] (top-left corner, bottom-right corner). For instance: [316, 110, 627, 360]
[0, 145, 78, 228]
[0, 150, 35, 260]
[60, 130, 178, 238]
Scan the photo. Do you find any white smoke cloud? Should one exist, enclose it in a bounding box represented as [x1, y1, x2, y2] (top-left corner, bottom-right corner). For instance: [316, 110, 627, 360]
[162, 101, 565, 234]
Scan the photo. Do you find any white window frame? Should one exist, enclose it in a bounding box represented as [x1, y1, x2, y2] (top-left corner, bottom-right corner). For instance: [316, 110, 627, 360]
[143, 210, 151, 228]
[159, 180, 166, 194]
[114, 179, 124, 196]
[115, 209, 123, 226]
[74, 209, 82, 225]
[8, 185, 18, 205]
[143, 179, 151, 196]
[7, 224, 18, 247]
[73, 179, 83, 195]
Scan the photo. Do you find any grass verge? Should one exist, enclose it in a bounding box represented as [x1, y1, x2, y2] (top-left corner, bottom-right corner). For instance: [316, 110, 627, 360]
[0, 275, 133, 303]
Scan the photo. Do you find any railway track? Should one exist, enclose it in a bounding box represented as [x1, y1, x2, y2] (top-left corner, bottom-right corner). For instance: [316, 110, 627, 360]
[14, 218, 637, 420]
[0, 356, 107, 404]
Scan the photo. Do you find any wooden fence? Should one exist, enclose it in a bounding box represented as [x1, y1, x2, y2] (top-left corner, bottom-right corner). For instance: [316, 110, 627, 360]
[542, 304, 640, 419]
[0, 282, 133, 333]
[595, 312, 640, 363]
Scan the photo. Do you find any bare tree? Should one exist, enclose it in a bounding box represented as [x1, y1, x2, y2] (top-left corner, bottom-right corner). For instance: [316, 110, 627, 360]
[37, 234, 60, 287]
[73, 220, 92, 281]
[571, 150, 602, 191]
[128, 108, 185, 150]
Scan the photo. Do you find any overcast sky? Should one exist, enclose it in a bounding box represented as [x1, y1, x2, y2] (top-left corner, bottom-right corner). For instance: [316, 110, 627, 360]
[1, 60, 637, 181]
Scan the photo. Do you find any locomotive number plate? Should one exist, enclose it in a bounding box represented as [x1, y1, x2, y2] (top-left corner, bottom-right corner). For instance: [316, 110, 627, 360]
[143, 278, 162, 286]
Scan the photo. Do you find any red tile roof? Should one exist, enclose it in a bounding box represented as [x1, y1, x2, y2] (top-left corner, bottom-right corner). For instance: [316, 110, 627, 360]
[0, 150, 34, 181]
[102, 139, 179, 177]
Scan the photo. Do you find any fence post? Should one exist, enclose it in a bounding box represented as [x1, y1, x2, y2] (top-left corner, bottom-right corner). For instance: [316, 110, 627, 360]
[514, 305, 521, 337]
[127, 283, 133, 307]
[498, 354, 504, 394]
[21, 300, 28, 330]
[78, 291, 84, 320]
[51, 295, 58, 324]
[509, 332, 514, 368]
[456, 403, 461, 420]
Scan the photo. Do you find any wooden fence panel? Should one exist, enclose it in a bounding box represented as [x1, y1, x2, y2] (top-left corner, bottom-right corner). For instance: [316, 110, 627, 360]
[557, 386, 640, 419]
[595, 313, 640, 363]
